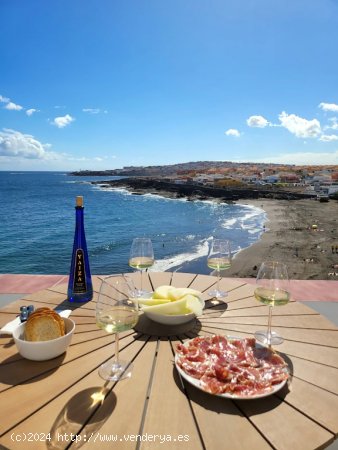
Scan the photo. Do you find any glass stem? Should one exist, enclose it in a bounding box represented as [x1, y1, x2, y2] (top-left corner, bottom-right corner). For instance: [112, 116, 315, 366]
[115, 332, 119, 365]
[267, 306, 273, 347]
[217, 269, 220, 293]
[140, 269, 143, 292]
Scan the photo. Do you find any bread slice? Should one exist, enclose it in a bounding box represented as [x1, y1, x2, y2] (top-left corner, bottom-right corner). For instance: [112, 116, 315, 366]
[28, 308, 65, 335]
[25, 308, 65, 341]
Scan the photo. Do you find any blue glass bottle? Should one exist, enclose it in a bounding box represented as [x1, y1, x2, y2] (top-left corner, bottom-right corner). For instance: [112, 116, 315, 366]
[67, 196, 93, 302]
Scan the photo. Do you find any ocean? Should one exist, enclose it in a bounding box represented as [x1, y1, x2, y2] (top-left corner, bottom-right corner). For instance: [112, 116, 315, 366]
[0, 171, 267, 275]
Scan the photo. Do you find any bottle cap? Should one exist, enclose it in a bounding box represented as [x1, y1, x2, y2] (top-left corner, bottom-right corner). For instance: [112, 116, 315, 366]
[76, 196, 83, 207]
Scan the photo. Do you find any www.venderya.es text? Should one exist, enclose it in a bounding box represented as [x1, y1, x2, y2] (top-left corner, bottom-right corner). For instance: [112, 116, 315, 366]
[57, 432, 190, 444]
[11, 432, 190, 444]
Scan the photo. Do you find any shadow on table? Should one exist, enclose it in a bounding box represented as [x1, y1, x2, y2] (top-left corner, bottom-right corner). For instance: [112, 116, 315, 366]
[47, 385, 116, 449]
[134, 313, 202, 338]
[0, 353, 66, 386]
[54, 298, 92, 313]
[202, 299, 228, 317]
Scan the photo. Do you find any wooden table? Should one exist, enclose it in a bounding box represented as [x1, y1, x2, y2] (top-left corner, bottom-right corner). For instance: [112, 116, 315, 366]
[1, 272, 338, 450]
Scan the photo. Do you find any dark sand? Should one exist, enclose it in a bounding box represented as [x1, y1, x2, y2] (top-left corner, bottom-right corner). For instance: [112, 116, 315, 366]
[226, 199, 338, 280]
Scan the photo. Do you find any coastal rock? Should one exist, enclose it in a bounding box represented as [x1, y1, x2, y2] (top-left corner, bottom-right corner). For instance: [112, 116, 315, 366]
[91, 177, 311, 202]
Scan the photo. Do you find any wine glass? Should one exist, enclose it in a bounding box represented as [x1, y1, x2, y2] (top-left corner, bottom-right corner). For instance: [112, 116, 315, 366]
[129, 237, 154, 298]
[207, 239, 231, 299]
[254, 261, 290, 346]
[96, 275, 139, 381]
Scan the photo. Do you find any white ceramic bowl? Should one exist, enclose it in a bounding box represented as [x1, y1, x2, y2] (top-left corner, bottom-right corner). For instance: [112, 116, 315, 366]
[13, 317, 75, 361]
[143, 298, 205, 325]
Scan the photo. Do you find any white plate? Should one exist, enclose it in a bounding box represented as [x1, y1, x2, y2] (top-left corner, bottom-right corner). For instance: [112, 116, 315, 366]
[175, 336, 288, 399]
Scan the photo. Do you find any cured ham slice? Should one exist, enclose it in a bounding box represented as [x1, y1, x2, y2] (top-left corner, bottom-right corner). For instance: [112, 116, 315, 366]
[175, 336, 288, 398]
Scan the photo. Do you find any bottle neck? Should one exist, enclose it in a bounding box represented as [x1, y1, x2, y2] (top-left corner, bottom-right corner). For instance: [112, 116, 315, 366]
[75, 206, 85, 229]
[75, 205, 84, 218]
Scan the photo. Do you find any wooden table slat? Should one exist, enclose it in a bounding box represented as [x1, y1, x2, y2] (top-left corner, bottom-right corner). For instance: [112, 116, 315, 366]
[140, 339, 203, 449]
[237, 395, 334, 450]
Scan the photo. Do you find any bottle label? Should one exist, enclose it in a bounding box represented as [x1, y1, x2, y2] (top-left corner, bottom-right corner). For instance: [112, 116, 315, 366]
[73, 249, 87, 293]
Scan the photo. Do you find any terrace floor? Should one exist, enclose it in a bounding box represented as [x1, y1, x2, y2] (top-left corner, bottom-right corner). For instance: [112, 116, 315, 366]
[1, 274, 338, 326]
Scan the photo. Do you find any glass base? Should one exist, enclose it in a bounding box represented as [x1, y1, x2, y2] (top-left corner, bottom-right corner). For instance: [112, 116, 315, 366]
[208, 289, 228, 299]
[98, 360, 133, 381]
[254, 330, 283, 346]
[135, 289, 153, 299]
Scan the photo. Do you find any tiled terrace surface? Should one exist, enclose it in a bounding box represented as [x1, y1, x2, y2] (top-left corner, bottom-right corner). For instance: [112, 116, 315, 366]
[1, 274, 338, 301]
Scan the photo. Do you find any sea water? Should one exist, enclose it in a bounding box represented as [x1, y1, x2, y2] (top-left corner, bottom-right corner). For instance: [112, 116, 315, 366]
[0, 171, 267, 275]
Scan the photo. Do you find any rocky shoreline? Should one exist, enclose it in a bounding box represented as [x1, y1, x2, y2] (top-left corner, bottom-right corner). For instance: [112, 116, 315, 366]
[91, 177, 313, 202]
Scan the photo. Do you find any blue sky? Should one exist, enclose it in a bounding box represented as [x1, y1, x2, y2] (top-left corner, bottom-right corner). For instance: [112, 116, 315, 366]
[1, 0, 338, 171]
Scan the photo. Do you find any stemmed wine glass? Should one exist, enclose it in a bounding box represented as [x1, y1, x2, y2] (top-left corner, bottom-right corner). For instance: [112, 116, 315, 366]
[254, 261, 290, 346]
[207, 239, 231, 299]
[96, 276, 139, 381]
[129, 237, 154, 298]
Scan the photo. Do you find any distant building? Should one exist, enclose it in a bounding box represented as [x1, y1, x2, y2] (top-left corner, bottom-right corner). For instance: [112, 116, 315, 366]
[328, 184, 338, 195]
[263, 175, 280, 183]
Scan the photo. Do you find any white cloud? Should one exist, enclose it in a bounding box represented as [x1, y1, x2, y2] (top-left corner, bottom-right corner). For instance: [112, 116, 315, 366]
[0, 128, 117, 170]
[225, 128, 241, 137]
[5, 101, 23, 111]
[83, 108, 101, 114]
[26, 108, 38, 116]
[246, 115, 269, 128]
[319, 102, 338, 112]
[278, 111, 321, 138]
[256, 150, 338, 165]
[0, 95, 10, 103]
[52, 114, 75, 128]
[319, 134, 338, 142]
[0, 128, 57, 160]
[326, 117, 338, 130]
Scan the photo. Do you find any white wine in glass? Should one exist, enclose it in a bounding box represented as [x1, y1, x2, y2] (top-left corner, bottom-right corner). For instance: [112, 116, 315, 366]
[96, 276, 139, 381]
[129, 238, 154, 297]
[207, 239, 231, 299]
[254, 261, 290, 346]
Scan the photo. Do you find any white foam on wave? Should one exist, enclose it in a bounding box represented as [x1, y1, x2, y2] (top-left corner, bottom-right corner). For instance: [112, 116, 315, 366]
[141, 192, 189, 203]
[151, 239, 210, 272]
[94, 185, 133, 195]
[240, 210, 261, 222]
[222, 217, 237, 229]
[142, 193, 169, 200]
[248, 227, 262, 234]
[63, 180, 92, 185]
[194, 199, 220, 206]
[237, 204, 267, 230]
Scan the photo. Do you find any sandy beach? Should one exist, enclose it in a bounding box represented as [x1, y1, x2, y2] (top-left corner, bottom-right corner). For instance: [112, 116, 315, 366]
[226, 198, 338, 280]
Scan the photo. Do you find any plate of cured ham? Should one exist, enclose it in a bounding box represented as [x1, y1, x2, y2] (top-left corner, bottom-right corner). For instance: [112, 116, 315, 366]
[175, 335, 289, 399]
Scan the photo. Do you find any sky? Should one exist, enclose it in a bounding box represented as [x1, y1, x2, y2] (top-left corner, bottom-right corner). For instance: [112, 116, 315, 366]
[1, 0, 338, 171]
